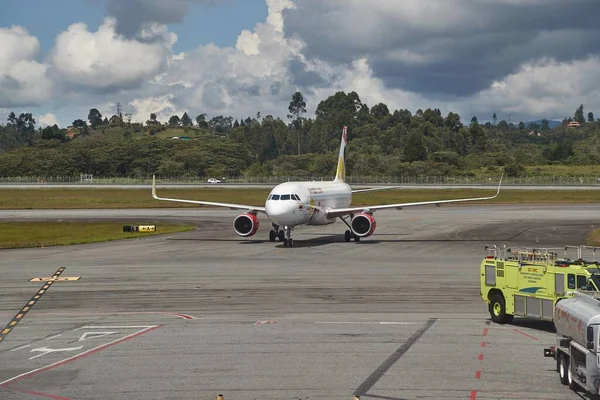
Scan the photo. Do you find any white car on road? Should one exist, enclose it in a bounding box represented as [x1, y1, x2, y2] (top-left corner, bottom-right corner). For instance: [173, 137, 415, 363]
[207, 178, 221, 183]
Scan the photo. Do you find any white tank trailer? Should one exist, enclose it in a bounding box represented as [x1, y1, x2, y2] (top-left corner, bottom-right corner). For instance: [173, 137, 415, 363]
[544, 291, 600, 397]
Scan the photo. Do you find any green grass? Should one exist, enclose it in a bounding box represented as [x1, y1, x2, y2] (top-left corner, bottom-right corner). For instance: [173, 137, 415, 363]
[0, 187, 599, 209]
[0, 221, 195, 249]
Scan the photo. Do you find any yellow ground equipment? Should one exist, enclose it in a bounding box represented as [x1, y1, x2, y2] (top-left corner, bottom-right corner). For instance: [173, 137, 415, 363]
[480, 245, 600, 324]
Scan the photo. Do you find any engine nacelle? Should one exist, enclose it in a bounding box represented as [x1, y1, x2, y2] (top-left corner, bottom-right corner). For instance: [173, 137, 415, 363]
[351, 213, 376, 237]
[233, 213, 260, 237]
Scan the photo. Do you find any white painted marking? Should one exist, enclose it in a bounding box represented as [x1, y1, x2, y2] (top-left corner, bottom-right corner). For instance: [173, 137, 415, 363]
[46, 334, 62, 340]
[29, 346, 83, 360]
[78, 331, 117, 341]
[0, 326, 159, 387]
[74, 325, 153, 331]
[314, 321, 417, 325]
[11, 344, 30, 352]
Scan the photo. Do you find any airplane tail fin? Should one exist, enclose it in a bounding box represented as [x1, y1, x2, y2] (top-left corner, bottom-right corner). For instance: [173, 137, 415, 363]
[334, 126, 347, 182]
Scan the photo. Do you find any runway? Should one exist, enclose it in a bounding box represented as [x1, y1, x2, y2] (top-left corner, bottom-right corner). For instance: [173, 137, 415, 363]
[1, 204, 599, 399]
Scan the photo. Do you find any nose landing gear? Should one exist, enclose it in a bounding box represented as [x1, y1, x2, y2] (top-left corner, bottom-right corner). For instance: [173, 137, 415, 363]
[282, 226, 294, 247]
[269, 224, 286, 243]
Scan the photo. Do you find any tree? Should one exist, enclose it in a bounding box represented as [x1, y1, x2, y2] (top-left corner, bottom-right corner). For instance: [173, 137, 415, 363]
[370, 103, 390, 119]
[233, 119, 240, 128]
[72, 119, 86, 128]
[195, 114, 208, 129]
[7, 112, 17, 125]
[574, 104, 585, 124]
[470, 116, 478, 125]
[88, 108, 103, 129]
[589, 112, 595, 122]
[180, 112, 193, 126]
[403, 132, 427, 161]
[146, 113, 159, 125]
[518, 121, 525, 130]
[287, 91, 307, 154]
[168, 115, 180, 126]
[109, 114, 123, 126]
[540, 119, 550, 131]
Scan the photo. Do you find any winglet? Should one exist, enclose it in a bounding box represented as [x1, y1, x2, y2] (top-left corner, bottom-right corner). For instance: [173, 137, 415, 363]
[495, 173, 504, 197]
[152, 174, 158, 199]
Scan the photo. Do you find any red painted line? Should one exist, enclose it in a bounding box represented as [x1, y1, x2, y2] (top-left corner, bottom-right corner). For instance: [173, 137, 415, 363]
[478, 353, 484, 361]
[0, 325, 159, 387]
[20, 390, 72, 400]
[475, 370, 481, 379]
[513, 329, 539, 341]
[480, 341, 486, 347]
[482, 328, 488, 337]
[470, 390, 477, 400]
[170, 313, 194, 320]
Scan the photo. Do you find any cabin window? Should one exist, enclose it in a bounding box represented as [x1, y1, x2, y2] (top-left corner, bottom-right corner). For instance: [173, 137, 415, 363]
[577, 275, 587, 290]
[568, 274, 575, 289]
[292, 194, 300, 200]
[271, 194, 280, 200]
[281, 194, 291, 200]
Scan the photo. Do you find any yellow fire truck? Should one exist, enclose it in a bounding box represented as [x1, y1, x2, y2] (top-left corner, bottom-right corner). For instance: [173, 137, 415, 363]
[480, 245, 600, 324]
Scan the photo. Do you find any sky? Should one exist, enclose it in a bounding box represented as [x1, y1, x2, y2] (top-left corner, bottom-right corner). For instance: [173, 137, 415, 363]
[1, 0, 600, 128]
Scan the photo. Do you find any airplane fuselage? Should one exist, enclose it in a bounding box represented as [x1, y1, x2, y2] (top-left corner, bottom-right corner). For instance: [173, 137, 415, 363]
[264, 181, 352, 227]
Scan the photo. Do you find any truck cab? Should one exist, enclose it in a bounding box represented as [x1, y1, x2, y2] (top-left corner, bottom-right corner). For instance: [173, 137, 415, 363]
[480, 244, 600, 324]
[544, 291, 600, 396]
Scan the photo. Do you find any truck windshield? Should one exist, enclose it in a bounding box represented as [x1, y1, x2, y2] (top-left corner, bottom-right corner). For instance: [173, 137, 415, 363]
[589, 275, 600, 291]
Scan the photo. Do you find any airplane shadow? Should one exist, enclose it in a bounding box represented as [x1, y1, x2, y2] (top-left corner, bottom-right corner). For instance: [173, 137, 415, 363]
[167, 235, 504, 247]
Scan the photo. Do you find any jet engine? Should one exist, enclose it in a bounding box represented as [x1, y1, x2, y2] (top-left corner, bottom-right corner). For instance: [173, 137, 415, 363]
[233, 213, 260, 237]
[350, 212, 376, 237]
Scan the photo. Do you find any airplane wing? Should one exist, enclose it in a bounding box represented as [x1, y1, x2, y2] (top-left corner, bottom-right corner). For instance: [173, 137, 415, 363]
[151, 175, 266, 213]
[327, 175, 503, 218]
[352, 186, 403, 193]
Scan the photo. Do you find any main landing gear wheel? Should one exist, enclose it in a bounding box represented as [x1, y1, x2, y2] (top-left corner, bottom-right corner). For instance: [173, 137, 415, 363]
[269, 230, 277, 242]
[278, 230, 285, 242]
[344, 230, 360, 242]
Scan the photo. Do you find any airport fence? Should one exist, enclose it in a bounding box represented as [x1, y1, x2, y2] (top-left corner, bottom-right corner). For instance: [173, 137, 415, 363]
[1, 175, 600, 186]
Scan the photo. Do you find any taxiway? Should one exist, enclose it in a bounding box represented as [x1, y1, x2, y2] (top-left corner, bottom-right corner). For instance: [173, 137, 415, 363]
[1, 204, 599, 399]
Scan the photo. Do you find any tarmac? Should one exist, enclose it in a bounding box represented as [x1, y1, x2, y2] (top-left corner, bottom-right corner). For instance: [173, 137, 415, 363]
[1, 203, 600, 399]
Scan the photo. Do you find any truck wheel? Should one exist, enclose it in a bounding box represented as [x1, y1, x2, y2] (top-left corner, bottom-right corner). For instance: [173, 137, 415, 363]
[559, 354, 569, 385]
[568, 365, 578, 391]
[489, 293, 511, 323]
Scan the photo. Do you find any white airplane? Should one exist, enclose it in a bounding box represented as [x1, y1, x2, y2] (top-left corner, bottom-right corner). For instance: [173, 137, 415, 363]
[152, 126, 502, 247]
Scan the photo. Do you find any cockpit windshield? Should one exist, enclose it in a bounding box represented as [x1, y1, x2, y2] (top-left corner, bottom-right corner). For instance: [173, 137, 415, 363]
[268, 194, 300, 201]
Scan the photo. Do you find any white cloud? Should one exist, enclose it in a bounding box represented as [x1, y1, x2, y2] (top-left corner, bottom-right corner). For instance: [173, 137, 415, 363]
[38, 112, 59, 127]
[3, 0, 600, 127]
[49, 18, 174, 90]
[459, 56, 600, 120]
[130, 94, 180, 123]
[0, 26, 52, 107]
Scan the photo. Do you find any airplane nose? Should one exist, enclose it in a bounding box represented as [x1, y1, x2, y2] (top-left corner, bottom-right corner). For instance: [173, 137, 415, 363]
[266, 201, 297, 225]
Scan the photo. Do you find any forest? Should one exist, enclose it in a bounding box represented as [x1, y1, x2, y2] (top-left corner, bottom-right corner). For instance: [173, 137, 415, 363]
[0, 91, 599, 179]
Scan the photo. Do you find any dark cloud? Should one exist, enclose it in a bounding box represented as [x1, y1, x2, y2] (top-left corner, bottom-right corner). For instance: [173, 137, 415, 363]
[288, 58, 326, 88]
[283, 0, 600, 97]
[104, 0, 222, 38]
